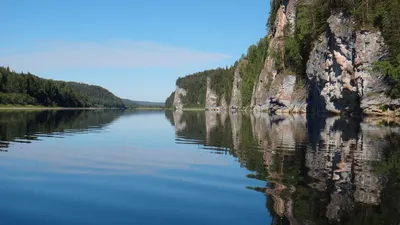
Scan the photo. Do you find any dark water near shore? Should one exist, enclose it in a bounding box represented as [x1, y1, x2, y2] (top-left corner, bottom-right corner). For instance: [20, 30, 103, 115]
[0, 110, 399, 225]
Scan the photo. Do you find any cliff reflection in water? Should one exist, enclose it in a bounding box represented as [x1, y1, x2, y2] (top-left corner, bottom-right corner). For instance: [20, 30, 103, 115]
[0, 110, 138, 152]
[165, 110, 400, 225]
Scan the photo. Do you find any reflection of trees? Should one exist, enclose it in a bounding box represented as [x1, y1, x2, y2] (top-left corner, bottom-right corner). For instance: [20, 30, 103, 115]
[0, 110, 132, 151]
[166, 110, 400, 225]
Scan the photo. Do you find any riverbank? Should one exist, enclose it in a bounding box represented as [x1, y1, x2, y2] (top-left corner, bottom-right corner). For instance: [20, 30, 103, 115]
[132, 107, 164, 110]
[0, 105, 168, 111]
[164, 108, 205, 111]
[0, 105, 111, 111]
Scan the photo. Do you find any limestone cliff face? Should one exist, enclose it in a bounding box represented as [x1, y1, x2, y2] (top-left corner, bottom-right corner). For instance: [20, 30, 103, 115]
[252, 3, 286, 111]
[168, 1, 400, 115]
[173, 86, 187, 110]
[249, 2, 398, 115]
[229, 63, 244, 111]
[206, 77, 228, 111]
[252, 0, 306, 113]
[306, 12, 399, 115]
[205, 77, 218, 110]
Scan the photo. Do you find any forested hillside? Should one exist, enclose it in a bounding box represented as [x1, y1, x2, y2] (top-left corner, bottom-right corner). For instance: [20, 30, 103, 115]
[66, 82, 125, 108]
[239, 36, 269, 107]
[172, 67, 235, 108]
[0, 67, 125, 108]
[0, 67, 87, 107]
[165, 91, 175, 108]
[208, 66, 236, 106]
[121, 99, 164, 108]
[174, 70, 208, 108]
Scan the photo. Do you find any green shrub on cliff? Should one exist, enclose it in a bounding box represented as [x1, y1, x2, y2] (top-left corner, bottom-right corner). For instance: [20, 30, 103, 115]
[209, 67, 235, 105]
[240, 36, 269, 107]
[165, 91, 175, 109]
[175, 71, 208, 108]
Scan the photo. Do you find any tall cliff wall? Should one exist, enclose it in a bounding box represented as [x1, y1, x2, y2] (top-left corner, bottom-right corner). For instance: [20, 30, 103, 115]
[252, 0, 307, 113]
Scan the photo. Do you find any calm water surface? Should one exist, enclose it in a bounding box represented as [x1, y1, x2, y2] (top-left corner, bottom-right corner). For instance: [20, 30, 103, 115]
[0, 110, 399, 225]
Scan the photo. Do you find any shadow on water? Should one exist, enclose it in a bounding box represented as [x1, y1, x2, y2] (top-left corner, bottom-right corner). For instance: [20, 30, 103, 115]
[165, 110, 400, 225]
[0, 109, 144, 151]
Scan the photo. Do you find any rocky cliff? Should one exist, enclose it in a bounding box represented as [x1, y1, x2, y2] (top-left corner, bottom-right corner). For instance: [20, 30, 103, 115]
[307, 12, 399, 115]
[173, 86, 187, 110]
[252, 1, 298, 112]
[205, 77, 228, 111]
[168, 0, 400, 116]
[229, 63, 244, 111]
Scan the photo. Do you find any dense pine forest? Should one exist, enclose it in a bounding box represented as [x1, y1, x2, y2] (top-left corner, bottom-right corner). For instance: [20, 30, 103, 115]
[0, 67, 125, 108]
[66, 82, 125, 108]
[122, 99, 164, 109]
[165, 92, 175, 108]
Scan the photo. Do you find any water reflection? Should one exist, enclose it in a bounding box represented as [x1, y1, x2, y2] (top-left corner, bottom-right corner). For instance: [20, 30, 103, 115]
[166, 110, 400, 225]
[0, 110, 140, 151]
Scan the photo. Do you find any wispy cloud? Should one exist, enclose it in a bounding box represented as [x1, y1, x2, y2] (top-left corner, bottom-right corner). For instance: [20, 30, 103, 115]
[0, 40, 231, 72]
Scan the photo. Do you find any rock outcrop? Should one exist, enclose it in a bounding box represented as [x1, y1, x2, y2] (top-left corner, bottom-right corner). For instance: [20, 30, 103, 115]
[229, 63, 244, 111]
[206, 77, 228, 111]
[173, 86, 187, 110]
[306, 12, 400, 115]
[205, 77, 218, 110]
[252, 0, 306, 113]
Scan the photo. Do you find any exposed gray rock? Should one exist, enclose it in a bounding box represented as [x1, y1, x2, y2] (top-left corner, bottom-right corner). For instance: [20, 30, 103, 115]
[220, 94, 228, 111]
[354, 31, 400, 115]
[206, 76, 229, 112]
[253, 55, 278, 112]
[230, 63, 244, 111]
[252, 0, 304, 113]
[306, 12, 399, 115]
[270, 75, 296, 113]
[173, 86, 187, 110]
[284, 0, 298, 35]
[205, 77, 218, 111]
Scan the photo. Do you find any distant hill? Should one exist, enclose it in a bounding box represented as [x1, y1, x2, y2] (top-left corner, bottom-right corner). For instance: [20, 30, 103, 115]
[0, 66, 125, 108]
[65, 82, 125, 108]
[122, 99, 164, 108]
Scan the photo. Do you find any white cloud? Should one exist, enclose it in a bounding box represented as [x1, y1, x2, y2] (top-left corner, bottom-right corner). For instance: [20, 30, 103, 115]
[0, 40, 231, 72]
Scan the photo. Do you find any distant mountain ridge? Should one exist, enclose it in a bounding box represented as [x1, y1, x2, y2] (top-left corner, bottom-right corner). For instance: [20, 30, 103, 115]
[122, 99, 164, 108]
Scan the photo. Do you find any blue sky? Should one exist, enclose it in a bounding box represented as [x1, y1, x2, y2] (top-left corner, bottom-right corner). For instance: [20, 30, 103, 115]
[1, 0, 270, 102]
